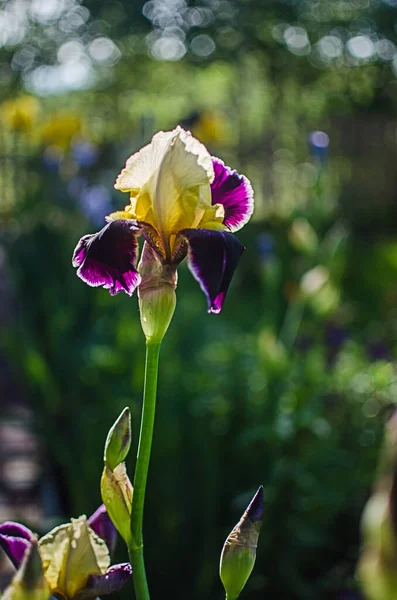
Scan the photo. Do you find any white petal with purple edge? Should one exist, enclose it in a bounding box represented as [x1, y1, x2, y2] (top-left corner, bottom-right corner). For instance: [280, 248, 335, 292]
[211, 158, 254, 232]
[72, 220, 141, 297]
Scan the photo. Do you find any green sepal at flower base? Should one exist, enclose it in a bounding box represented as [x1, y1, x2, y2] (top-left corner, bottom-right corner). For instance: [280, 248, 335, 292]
[3, 539, 50, 600]
[137, 243, 177, 344]
[220, 486, 264, 600]
[101, 408, 134, 546]
[104, 407, 132, 472]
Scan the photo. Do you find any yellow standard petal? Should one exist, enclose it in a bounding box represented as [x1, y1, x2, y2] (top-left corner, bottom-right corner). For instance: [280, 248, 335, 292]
[39, 516, 110, 600]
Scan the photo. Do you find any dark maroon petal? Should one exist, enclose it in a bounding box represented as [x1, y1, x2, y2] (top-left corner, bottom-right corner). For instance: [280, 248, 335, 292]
[0, 522, 34, 568]
[76, 563, 132, 599]
[246, 486, 264, 524]
[180, 229, 245, 314]
[211, 158, 254, 232]
[72, 220, 141, 296]
[88, 505, 117, 555]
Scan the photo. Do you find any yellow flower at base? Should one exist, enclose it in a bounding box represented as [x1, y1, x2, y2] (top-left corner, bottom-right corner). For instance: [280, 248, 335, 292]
[0, 96, 40, 132]
[0, 512, 132, 600]
[39, 516, 109, 599]
[41, 113, 82, 150]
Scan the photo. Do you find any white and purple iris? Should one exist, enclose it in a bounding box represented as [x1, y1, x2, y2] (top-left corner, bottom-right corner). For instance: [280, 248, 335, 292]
[72, 127, 253, 313]
[0, 505, 131, 599]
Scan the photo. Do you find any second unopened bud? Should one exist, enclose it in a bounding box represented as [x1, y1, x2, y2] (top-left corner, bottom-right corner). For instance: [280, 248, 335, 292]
[104, 407, 131, 472]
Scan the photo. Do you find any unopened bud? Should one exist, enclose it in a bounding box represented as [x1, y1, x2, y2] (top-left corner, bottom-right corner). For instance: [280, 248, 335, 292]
[3, 539, 50, 600]
[138, 242, 177, 344]
[358, 411, 397, 600]
[104, 407, 131, 471]
[220, 486, 264, 600]
[101, 463, 133, 545]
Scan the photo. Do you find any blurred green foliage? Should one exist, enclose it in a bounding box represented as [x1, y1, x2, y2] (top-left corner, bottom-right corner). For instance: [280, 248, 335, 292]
[1, 1, 397, 599]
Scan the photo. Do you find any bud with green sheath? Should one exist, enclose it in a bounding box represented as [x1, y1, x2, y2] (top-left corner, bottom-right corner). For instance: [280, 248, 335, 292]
[220, 486, 264, 600]
[101, 409, 134, 545]
[3, 539, 50, 600]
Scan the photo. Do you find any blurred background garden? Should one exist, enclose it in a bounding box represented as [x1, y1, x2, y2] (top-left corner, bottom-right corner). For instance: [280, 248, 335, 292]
[1, 0, 397, 598]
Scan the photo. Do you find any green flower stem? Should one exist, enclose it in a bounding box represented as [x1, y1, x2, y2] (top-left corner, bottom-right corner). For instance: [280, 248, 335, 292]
[128, 341, 161, 600]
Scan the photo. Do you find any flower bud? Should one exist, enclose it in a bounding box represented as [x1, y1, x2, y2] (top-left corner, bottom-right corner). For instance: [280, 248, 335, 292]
[138, 242, 177, 344]
[101, 463, 133, 545]
[3, 539, 50, 600]
[220, 486, 264, 600]
[358, 412, 397, 600]
[104, 407, 131, 472]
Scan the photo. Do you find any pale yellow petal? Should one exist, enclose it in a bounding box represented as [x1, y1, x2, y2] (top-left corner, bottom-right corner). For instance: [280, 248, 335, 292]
[150, 128, 213, 239]
[114, 130, 177, 193]
[39, 516, 110, 599]
[157, 128, 214, 191]
[114, 127, 215, 247]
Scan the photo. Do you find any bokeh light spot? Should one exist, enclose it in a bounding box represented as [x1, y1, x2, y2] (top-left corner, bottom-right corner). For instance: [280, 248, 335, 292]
[191, 34, 215, 58]
[347, 35, 375, 60]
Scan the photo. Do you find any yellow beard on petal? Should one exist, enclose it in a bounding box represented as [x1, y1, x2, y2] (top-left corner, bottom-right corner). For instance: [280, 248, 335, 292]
[135, 183, 210, 256]
[106, 210, 134, 222]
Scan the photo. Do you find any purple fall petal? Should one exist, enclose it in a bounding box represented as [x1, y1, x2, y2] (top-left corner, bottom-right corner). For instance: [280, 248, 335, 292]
[76, 563, 132, 599]
[181, 229, 245, 313]
[0, 523, 34, 541]
[211, 158, 254, 233]
[88, 505, 117, 555]
[0, 522, 34, 568]
[72, 220, 141, 296]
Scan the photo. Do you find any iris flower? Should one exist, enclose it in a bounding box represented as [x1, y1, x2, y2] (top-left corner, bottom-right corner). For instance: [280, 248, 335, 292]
[72, 127, 253, 314]
[0, 505, 131, 600]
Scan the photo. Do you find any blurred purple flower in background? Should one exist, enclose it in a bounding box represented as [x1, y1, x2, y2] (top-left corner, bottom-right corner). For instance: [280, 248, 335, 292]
[308, 130, 330, 164]
[72, 140, 99, 168]
[256, 232, 275, 263]
[79, 184, 113, 226]
[42, 146, 63, 171]
[367, 339, 391, 362]
[67, 176, 88, 199]
[325, 321, 349, 365]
